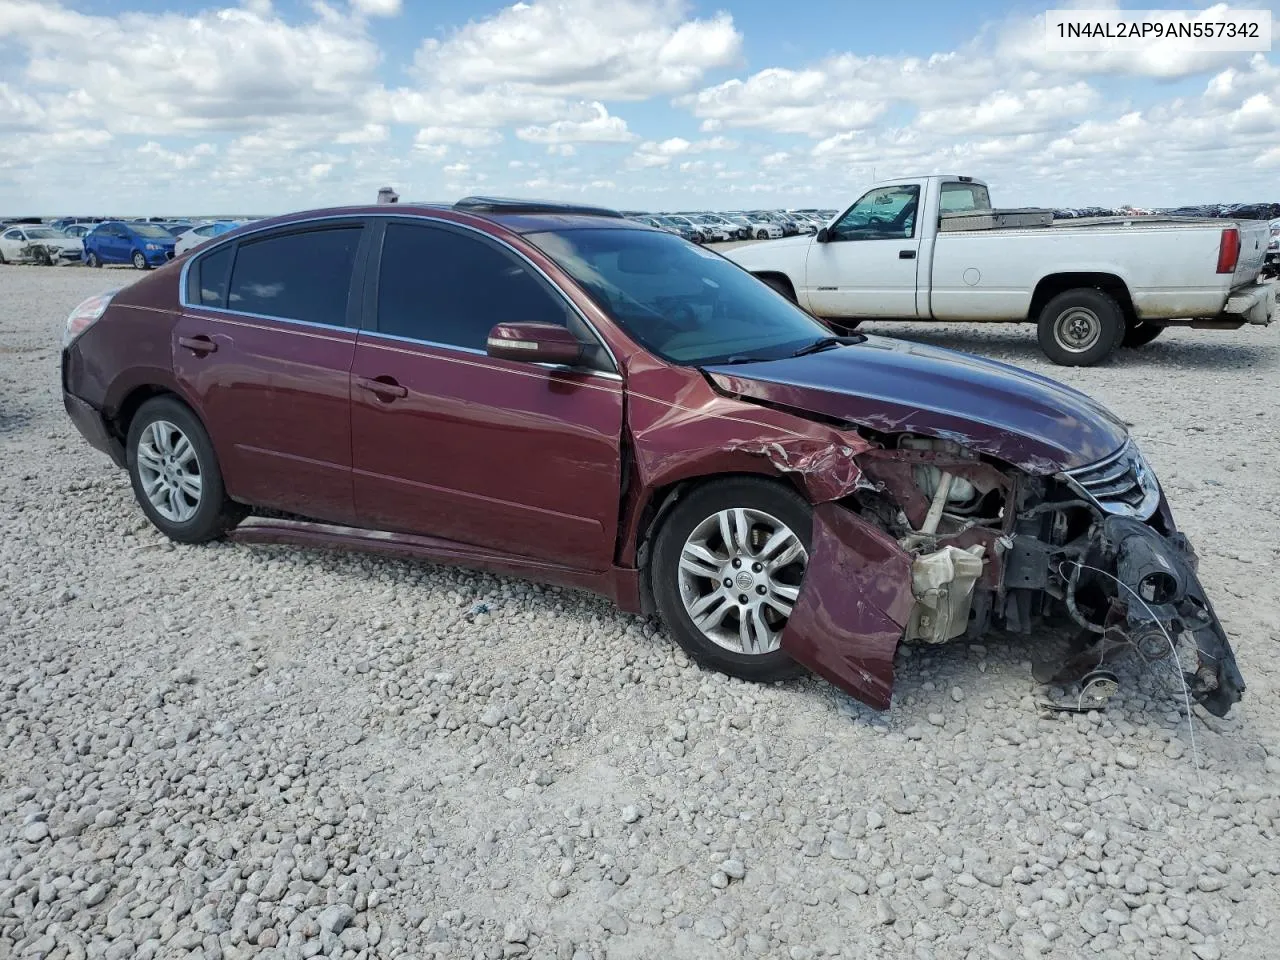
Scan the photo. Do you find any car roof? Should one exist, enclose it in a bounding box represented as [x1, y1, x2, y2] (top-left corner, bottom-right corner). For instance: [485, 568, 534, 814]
[199, 198, 652, 240]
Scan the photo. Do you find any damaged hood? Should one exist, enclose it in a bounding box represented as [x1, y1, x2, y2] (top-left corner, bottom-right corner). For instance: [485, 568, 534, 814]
[704, 336, 1129, 472]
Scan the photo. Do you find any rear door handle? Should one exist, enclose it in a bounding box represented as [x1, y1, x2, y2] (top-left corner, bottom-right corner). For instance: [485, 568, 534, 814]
[899, 249, 916, 259]
[355, 376, 408, 400]
[177, 335, 217, 355]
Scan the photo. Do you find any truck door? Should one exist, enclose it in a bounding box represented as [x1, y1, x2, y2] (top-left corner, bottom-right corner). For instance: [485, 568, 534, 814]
[805, 183, 922, 319]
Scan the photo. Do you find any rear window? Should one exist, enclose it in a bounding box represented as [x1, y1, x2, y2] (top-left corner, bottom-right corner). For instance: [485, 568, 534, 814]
[131, 223, 176, 239]
[226, 226, 363, 326]
[939, 182, 991, 213]
[192, 246, 232, 307]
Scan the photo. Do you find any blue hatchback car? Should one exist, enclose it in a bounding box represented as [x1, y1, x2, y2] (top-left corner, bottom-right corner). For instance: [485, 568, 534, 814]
[83, 221, 177, 270]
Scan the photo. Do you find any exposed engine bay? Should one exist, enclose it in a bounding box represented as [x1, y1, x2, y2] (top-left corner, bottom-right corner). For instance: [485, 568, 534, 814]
[793, 433, 1246, 717]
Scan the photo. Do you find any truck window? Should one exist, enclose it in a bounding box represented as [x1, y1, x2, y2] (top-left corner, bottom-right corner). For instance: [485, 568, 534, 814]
[939, 182, 991, 213]
[829, 185, 920, 241]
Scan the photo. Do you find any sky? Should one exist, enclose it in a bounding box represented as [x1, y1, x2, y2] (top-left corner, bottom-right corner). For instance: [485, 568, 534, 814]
[1, 0, 1279, 214]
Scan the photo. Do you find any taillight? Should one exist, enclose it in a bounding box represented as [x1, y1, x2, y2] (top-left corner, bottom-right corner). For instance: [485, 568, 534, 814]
[1216, 227, 1240, 274]
[62, 291, 116, 348]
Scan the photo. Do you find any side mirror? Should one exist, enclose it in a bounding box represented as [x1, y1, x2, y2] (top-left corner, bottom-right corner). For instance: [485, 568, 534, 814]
[486, 322, 584, 366]
[815, 227, 830, 243]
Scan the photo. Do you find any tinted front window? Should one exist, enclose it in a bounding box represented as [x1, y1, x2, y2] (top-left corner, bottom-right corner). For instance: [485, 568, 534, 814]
[193, 245, 233, 307]
[529, 227, 830, 365]
[228, 226, 362, 326]
[377, 222, 569, 349]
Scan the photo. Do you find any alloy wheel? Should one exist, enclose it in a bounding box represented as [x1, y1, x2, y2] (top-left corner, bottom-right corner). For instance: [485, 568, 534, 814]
[1053, 307, 1102, 353]
[135, 420, 202, 522]
[677, 507, 808, 655]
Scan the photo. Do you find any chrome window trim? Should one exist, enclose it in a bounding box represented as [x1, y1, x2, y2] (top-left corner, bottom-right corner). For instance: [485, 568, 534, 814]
[356, 328, 624, 382]
[178, 210, 622, 375]
[178, 304, 357, 336]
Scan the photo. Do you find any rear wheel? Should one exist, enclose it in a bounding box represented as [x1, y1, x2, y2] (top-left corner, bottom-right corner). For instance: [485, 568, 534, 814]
[85, 251, 101, 268]
[1122, 321, 1164, 347]
[651, 478, 811, 683]
[132, 250, 149, 270]
[1036, 288, 1125, 366]
[126, 396, 245, 543]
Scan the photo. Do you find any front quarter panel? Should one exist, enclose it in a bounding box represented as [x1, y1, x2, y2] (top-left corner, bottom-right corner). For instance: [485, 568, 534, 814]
[780, 503, 915, 710]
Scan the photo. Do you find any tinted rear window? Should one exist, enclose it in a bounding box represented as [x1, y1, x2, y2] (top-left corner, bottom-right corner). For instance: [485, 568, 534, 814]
[227, 227, 362, 326]
[193, 246, 232, 307]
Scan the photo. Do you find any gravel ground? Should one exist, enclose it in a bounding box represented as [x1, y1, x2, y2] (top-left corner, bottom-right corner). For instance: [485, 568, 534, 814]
[2, 262, 1279, 960]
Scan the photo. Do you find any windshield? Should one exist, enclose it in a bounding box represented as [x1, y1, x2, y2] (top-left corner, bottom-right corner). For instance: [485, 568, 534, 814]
[25, 228, 61, 239]
[130, 223, 174, 239]
[529, 227, 831, 365]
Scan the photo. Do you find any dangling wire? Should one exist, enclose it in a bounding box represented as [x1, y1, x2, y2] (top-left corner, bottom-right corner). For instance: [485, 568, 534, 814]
[1057, 559, 1202, 783]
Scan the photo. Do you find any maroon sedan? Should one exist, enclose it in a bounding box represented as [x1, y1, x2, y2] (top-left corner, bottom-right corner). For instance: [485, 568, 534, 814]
[60, 198, 1244, 715]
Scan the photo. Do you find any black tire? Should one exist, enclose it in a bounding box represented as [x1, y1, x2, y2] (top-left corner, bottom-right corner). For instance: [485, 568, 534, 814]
[1122, 321, 1164, 347]
[1036, 288, 1125, 366]
[132, 250, 150, 270]
[651, 478, 811, 683]
[759, 274, 797, 303]
[756, 230, 768, 240]
[126, 396, 245, 544]
[85, 251, 101, 268]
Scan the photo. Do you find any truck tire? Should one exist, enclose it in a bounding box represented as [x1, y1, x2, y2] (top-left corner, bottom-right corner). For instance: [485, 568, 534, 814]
[1036, 288, 1125, 366]
[758, 274, 797, 302]
[1122, 321, 1163, 347]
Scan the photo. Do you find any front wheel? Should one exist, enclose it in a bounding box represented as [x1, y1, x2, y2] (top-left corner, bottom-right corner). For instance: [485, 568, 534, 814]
[1036, 288, 1125, 366]
[132, 250, 149, 270]
[126, 396, 245, 543]
[85, 251, 101, 268]
[651, 478, 811, 683]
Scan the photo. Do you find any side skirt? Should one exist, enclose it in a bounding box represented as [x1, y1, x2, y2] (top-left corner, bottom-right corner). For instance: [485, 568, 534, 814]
[227, 517, 643, 611]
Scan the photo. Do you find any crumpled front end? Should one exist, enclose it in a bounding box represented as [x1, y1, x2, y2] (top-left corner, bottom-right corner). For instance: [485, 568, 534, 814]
[777, 434, 1246, 716]
[1043, 515, 1245, 717]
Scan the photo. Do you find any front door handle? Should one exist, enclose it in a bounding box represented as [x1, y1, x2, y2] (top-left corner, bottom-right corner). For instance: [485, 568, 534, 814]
[899, 249, 916, 259]
[355, 376, 408, 401]
[178, 335, 217, 355]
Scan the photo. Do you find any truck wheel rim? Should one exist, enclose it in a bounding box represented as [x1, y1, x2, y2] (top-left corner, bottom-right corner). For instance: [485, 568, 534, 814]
[1054, 307, 1102, 353]
[677, 508, 807, 655]
[136, 420, 202, 522]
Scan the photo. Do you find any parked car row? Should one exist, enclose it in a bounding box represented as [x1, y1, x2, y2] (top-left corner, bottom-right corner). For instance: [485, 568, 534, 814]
[622, 209, 838, 243]
[0, 216, 251, 268]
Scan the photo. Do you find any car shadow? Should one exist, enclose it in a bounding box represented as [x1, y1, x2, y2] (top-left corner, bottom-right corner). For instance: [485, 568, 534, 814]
[859, 324, 1276, 371]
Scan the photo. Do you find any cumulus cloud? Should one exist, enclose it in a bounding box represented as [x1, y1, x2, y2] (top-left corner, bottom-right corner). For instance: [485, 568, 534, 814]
[4, 1, 380, 136]
[629, 135, 739, 167]
[0, 0, 1276, 210]
[412, 0, 740, 100]
[516, 103, 635, 143]
[349, 0, 401, 16]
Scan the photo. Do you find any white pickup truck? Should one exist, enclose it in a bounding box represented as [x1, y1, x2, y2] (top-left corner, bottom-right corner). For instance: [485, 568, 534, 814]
[725, 175, 1275, 365]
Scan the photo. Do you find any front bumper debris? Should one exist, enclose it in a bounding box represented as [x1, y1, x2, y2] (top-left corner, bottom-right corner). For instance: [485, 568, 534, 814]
[1048, 515, 1245, 717]
[780, 498, 1244, 718]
